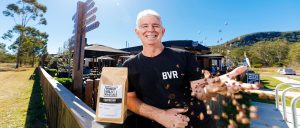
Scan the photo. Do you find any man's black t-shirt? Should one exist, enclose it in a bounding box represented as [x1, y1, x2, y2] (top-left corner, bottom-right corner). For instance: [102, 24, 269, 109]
[123, 48, 211, 128]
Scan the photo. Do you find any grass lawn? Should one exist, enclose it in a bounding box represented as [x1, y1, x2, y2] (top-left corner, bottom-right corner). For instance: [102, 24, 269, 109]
[250, 93, 300, 108]
[283, 96, 300, 108]
[249, 74, 300, 108]
[0, 66, 47, 127]
[0, 63, 15, 71]
[260, 75, 300, 92]
[252, 67, 281, 75]
[292, 78, 300, 81]
[260, 75, 288, 90]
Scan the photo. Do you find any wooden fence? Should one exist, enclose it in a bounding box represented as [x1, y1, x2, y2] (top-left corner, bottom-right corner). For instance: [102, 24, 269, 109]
[39, 67, 121, 128]
[84, 79, 99, 110]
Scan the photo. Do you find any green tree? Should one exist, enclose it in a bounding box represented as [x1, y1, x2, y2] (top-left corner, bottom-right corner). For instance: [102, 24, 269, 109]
[56, 38, 73, 77]
[249, 40, 289, 66]
[2, 0, 47, 68]
[0, 43, 17, 63]
[287, 43, 300, 66]
[0, 42, 6, 53]
[0, 43, 7, 62]
[270, 40, 289, 66]
[249, 41, 274, 66]
[20, 27, 48, 67]
[211, 45, 227, 55]
[228, 47, 249, 65]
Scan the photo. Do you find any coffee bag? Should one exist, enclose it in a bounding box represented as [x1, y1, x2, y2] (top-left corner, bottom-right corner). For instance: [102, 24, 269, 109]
[95, 67, 128, 124]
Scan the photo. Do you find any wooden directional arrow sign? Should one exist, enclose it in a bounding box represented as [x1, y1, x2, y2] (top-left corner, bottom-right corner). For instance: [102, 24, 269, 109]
[85, 7, 97, 18]
[85, 1, 95, 12]
[85, 21, 100, 33]
[72, 13, 76, 20]
[72, 13, 78, 23]
[85, 15, 96, 26]
[85, 0, 93, 5]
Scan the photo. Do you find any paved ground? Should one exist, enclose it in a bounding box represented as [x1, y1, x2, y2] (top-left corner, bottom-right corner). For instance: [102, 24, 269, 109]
[272, 76, 300, 84]
[250, 102, 288, 128]
[249, 76, 300, 97]
[250, 102, 300, 128]
[285, 74, 300, 79]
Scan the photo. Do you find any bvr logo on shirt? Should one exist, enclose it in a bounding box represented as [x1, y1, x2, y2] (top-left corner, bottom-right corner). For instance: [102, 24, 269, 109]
[162, 71, 178, 80]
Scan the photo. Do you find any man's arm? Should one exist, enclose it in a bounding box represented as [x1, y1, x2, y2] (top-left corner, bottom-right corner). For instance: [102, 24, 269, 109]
[127, 92, 189, 128]
[127, 92, 163, 121]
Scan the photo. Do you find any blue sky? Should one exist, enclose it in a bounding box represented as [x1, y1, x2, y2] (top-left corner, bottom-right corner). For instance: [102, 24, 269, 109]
[1, 0, 300, 54]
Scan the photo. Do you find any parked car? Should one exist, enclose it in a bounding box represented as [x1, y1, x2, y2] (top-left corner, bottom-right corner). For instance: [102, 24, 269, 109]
[277, 68, 296, 75]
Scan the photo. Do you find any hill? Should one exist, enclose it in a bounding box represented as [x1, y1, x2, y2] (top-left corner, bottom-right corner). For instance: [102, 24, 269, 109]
[210, 30, 300, 67]
[219, 30, 300, 48]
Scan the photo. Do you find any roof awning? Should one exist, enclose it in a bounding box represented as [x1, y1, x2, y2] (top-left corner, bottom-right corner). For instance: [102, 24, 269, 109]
[97, 56, 115, 60]
[197, 54, 224, 58]
[84, 44, 129, 58]
[119, 55, 136, 59]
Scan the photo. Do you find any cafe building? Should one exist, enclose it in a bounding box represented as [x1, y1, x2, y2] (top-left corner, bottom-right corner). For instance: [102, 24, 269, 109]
[121, 40, 224, 70]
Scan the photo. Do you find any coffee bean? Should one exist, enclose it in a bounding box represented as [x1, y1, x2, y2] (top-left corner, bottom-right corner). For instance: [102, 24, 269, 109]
[198, 112, 205, 120]
[213, 115, 220, 120]
[207, 110, 212, 115]
[168, 93, 176, 99]
[249, 106, 257, 112]
[165, 84, 170, 90]
[222, 112, 228, 119]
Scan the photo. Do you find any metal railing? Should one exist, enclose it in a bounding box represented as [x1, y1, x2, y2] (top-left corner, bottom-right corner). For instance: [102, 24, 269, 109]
[291, 95, 300, 128]
[275, 82, 300, 128]
[281, 87, 300, 121]
[275, 83, 300, 109]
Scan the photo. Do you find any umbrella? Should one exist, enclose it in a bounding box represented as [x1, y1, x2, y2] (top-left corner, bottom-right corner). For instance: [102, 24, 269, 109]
[97, 56, 115, 60]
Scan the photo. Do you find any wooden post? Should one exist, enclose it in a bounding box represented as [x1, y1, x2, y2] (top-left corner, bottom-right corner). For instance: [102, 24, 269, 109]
[93, 79, 100, 110]
[85, 79, 93, 108]
[72, 1, 86, 99]
[72, 0, 99, 100]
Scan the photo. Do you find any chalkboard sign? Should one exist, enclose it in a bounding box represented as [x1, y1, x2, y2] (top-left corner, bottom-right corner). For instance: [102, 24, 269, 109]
[247, 73, 260, 84]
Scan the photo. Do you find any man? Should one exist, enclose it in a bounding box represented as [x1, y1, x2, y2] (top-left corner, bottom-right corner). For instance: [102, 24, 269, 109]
[116, 59, 123, 67]
[123, 9, 259, 128]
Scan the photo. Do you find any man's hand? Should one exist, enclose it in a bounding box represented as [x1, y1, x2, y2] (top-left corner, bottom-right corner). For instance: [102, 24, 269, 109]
[219, 66, 262, 90]
[127, 93, 190, 128]
[191, 66, 262, 100]
[190, 77, 227, 100]
[156, 108, 190, 128]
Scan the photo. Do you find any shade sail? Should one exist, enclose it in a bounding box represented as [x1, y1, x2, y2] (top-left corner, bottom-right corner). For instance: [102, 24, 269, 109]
[97, 56, 115, 60]
[119, 55, 136, 59]
[84, 44, 129, 58]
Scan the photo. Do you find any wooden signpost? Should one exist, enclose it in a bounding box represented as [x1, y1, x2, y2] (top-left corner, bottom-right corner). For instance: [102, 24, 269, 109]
[72, 0, 99, 99]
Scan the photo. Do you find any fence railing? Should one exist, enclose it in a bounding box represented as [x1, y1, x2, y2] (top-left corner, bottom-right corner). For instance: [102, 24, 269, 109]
[39, 67, 122, 128]
[84, 79, 99, 110]
[274, 82, 300, 127]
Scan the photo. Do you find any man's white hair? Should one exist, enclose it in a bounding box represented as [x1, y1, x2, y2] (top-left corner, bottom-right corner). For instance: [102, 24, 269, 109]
[136, 9, 162, 27]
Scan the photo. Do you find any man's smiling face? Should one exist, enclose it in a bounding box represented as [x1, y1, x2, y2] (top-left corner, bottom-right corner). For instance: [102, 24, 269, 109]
[135, 15, 165, 46]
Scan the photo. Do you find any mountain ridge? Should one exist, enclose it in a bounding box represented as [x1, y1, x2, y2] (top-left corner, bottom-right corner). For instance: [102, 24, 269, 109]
[214, 30, 300, 48]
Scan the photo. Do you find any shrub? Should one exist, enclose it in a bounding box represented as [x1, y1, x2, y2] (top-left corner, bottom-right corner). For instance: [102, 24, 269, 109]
[48, 57, 58, 69]
[57, 71, 70, 78]
[55, 77, 72, 89]
[252, 63, 262, 68]
[46, 68, 57, 77]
